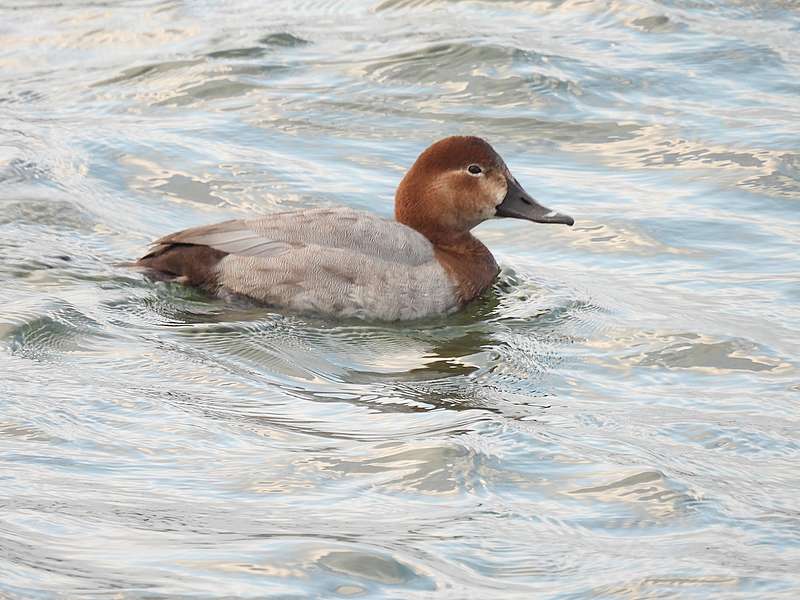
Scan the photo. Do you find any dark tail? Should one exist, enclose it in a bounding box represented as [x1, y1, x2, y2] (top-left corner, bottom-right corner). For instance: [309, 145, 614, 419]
[133, 244, 228, 288]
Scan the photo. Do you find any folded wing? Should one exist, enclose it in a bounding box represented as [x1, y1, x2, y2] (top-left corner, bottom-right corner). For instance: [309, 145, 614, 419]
[142, 207, 433, 264]
[136, 208, 435, 293]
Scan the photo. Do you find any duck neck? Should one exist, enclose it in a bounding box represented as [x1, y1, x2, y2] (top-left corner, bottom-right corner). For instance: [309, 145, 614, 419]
[395, 182, 499, 304]
[431, 231, 499, 305]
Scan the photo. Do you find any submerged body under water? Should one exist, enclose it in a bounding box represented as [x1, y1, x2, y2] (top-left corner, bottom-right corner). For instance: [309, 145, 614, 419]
[1, 0, 799, 597]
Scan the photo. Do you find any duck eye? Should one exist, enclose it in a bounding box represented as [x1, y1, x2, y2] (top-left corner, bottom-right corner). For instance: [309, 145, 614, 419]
[467, 164, 482, 175]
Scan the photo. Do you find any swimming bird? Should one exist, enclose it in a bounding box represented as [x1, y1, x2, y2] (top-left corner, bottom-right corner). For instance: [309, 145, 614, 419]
[136, 136, 573, 320]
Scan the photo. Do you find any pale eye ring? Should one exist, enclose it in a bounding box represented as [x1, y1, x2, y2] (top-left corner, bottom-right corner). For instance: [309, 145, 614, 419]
[467, 164, 483, 176]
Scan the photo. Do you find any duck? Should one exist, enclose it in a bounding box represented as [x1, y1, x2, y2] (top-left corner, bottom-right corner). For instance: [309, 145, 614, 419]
[136, 136, 573, 320]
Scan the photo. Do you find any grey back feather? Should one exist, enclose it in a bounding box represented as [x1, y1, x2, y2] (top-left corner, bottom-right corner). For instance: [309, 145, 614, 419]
[145, 207, 459, 320]
[152, 208, 435, 264]
[245, 208, 435, 265]
[152, 220, 292, 258]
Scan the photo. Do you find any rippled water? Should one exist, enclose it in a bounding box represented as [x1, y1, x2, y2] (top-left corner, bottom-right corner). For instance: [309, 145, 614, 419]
[2, 0, 799, 597]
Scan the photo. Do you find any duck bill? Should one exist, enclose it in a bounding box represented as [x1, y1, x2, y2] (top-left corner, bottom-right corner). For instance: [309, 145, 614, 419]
[496, 177, 574, 226]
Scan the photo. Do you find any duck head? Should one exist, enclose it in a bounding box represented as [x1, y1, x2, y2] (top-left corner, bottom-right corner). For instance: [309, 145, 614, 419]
[395, 136, 573, 243]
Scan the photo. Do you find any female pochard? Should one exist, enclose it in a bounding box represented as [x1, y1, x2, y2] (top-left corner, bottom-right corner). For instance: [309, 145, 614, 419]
[137, 136, 573, 320]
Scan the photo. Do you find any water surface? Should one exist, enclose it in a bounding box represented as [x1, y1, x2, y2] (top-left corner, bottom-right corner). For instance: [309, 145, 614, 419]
[1, 0, 799, 597]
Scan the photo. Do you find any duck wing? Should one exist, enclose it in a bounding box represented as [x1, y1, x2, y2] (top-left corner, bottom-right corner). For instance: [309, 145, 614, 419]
[136, 207, 434, 289]
[144, 219, 294, 259]
[142, 207, 433, 264]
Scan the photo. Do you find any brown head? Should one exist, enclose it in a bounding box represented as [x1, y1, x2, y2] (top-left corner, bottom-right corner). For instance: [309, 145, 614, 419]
[395, 136, 573, 244]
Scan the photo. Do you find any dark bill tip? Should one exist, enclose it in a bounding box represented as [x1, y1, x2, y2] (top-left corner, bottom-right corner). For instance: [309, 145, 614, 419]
[496, 177, 574, 227]
[538, 212, 575, 226]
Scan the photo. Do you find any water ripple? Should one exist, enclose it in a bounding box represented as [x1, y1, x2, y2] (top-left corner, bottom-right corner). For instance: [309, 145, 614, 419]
[1, 0, 799, 596]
